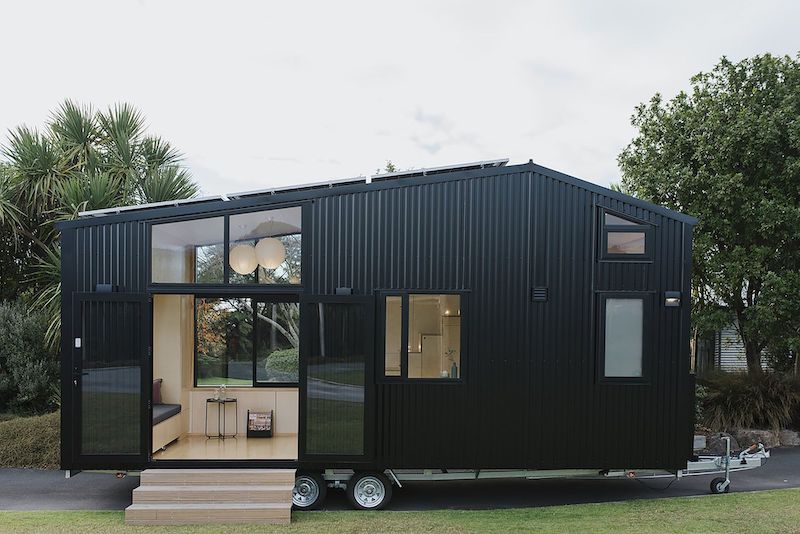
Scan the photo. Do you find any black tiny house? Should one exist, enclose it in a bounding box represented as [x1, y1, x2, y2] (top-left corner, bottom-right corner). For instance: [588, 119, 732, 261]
[58, 159, 697, 499]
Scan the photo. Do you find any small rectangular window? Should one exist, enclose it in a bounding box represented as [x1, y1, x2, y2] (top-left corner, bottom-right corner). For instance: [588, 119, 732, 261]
[600, 210, 652, 260]
[607, 232, 646, 254]
[381, 292, 463, 380]
[603, 298, 644, 378]
[384, 296, 402, 377]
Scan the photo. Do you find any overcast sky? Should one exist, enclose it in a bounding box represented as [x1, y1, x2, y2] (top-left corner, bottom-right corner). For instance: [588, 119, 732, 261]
[1, 1, 798, 194]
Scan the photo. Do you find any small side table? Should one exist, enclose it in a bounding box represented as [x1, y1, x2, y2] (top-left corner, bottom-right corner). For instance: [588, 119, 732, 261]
[205, 397, 238, 439]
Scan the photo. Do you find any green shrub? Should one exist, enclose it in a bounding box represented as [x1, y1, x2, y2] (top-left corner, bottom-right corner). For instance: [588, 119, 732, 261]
[0, 410, 60, 468]
[701, 371, 800, 431]
[695, 383, 708, 428]
[265, 347, 299, 374]
[0, 301, 59, 412]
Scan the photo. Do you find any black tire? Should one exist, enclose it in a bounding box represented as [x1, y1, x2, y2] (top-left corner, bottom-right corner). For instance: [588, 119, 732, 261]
[292, 472, 327, 510]
[710, 477, 730, 494]
[346, 472, 393, 510]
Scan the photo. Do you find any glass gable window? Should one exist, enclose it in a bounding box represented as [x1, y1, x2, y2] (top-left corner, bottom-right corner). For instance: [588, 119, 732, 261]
[229, 207, 301, 285]
[601, 210, 652, 259]
[151, 217, 225, 283]
[195, 297, 299, 387]
[382, 293, 462, 380]
[150, 206, 301, 285]
[602, 296, 647, 379]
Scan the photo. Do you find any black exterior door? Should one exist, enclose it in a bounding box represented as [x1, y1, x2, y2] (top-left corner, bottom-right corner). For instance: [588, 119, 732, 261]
[72, 293, 150, 468]
[299, 295, 374, 464]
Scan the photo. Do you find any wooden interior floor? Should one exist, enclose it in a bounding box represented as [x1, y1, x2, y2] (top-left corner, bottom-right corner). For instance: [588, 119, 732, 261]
[152, 434, 298, 461]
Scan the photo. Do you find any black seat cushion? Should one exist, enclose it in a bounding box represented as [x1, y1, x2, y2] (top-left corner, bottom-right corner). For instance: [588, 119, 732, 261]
[152, 403, 181, 425]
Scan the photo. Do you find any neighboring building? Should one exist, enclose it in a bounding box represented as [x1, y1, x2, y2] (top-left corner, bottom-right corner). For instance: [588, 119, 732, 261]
[696, 321, 771, 373]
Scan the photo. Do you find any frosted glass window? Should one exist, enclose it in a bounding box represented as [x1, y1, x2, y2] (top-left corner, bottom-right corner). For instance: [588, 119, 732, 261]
[604, 298, 643, 377]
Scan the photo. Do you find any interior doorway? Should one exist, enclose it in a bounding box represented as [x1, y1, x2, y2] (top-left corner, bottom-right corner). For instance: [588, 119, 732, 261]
[150, 294, 298, 461]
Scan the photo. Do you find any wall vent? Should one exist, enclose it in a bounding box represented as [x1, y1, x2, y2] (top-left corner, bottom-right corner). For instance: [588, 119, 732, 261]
[531, 287, 548, 302]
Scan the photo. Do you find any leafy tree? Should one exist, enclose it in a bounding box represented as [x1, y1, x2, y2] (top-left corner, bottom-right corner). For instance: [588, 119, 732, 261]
[0, 101, 200, 346]
[619, 54, 800, 374]
[375, 160, 398, 174]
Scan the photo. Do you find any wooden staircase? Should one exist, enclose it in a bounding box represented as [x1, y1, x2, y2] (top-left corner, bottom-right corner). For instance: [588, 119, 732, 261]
[125, 469, 295, 525]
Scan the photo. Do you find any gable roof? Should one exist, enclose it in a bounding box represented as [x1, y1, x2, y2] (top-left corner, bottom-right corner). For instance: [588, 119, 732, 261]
[57, 158, 697, 229]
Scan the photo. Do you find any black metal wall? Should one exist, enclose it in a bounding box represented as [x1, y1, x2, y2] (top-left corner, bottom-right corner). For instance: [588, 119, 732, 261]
[60, 162, 694, 471]
[305, 168, 693, 470]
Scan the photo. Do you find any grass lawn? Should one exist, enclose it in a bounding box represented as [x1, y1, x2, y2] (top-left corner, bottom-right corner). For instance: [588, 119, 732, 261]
[196, 377, 253, 386]
[305, 398, 363, 455]
[0, 489, 798, 533]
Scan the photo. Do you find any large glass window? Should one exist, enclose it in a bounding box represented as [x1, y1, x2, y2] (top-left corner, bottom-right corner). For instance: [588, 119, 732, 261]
[194, 297, 299, 387]
[603, 298, 644, 378]
[229, 207, 301, 285]
[601, 210, 652, 259]
[255, 301, 300, 384]
[382, 293, 462, 380]
[150, 206, 302, 285]
[195, 298, 254, 386]
[151, 217, 225, 283]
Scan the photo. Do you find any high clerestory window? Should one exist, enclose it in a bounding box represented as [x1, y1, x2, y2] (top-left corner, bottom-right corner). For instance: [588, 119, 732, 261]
[150, 205, 302, 285]
[600, 210, 653, 261]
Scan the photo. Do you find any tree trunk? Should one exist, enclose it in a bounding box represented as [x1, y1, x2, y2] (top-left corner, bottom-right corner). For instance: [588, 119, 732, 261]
[745, 341, 763, 375]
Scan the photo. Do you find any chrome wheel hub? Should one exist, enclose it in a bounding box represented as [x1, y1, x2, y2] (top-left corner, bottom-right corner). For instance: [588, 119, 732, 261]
[354, 477, 385, 508]
[293, 476, 319, 507]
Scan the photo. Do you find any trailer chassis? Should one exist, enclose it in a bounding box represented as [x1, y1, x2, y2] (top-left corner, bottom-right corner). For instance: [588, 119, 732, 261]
[301, 438, 770, 509]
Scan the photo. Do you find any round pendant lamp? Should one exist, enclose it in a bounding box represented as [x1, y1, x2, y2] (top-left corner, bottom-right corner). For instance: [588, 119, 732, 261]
[229, 243, 258, 275]
[255, 237, 286, 269]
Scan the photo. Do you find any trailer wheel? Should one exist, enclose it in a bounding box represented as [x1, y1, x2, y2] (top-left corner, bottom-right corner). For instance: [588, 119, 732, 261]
[293, 472, 327, 510]
[710, 477, 730, 494]
[346, 472, 393, 510]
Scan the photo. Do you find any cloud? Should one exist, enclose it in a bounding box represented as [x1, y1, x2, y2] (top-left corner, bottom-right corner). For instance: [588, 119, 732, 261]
[410, 107, 486, 155]
[2, 1, 799, 193]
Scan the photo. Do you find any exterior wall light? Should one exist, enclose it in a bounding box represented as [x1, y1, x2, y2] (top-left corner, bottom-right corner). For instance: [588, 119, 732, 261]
[664, 291, 681, 307]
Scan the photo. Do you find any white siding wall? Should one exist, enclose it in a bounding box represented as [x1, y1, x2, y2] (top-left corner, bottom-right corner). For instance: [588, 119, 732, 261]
[715, 323, 769, 372]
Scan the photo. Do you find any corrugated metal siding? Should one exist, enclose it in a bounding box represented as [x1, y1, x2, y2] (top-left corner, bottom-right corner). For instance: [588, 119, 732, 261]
[62, 164, 694, 471]
[307, 169, 693, 470]
[71, 221, 148, 292]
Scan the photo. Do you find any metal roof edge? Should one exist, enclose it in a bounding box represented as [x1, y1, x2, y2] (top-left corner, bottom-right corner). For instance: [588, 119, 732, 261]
[529, 162, 699, 225]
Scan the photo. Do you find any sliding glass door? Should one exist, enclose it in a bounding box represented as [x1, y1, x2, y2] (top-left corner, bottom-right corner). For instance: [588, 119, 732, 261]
[299, 295, 374, 461]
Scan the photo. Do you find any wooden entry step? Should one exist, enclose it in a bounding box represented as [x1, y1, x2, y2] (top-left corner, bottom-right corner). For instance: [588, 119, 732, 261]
[126, 469, 296, 525]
